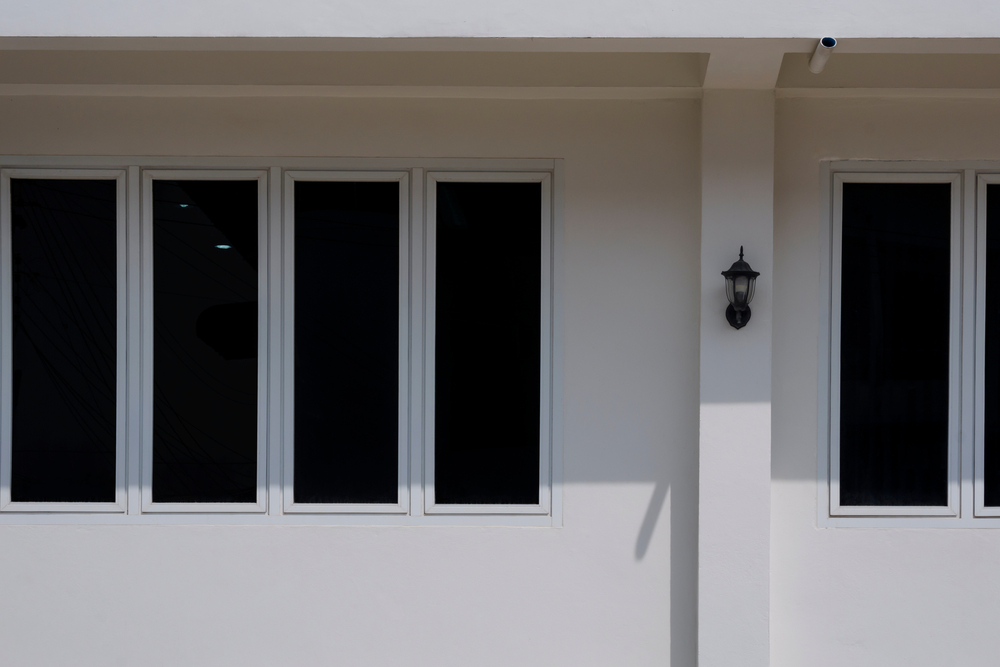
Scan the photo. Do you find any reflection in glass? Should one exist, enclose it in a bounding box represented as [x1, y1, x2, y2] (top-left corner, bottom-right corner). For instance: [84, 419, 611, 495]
[152, 181, 258, 503]
[294, 181, 399, 504]
[434, 182, 541, 505]
[10, 179, 118, 502]
[839, 183, 950, 506]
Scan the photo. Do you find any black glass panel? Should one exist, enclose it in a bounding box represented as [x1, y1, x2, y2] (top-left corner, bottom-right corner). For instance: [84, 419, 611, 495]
[840, 183, 951, 506]
[152, 181, 258, 503]
[10, 179, 117, 502]
[984, 184, 1000, 505]
[294, 181, 399, 504]
[434, 182, 541, 505]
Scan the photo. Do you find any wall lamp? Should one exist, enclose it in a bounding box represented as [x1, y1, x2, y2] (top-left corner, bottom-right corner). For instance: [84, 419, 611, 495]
[721, 246, 760, 330]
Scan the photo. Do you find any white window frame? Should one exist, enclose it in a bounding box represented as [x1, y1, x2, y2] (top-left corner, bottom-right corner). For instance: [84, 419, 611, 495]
[423, 171, 553, 515]
[140, 170, 269, 514]
[0, 156, 563, 526]
[281, 171, 410, 514]
[0, 168, 128, 513]
[828, 172, 962, 518]
[817, 161, 1000, 527]
[974, 174, 1000, 517]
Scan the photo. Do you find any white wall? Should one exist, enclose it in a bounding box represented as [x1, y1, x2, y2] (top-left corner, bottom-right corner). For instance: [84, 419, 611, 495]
[772, 96, 1000, 667]
[0, 95, 701, 666]
[2, 0, 1000, 39]
[699, 90, 774, 667]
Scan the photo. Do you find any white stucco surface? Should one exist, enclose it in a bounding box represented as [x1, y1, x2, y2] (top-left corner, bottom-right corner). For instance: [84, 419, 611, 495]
[2, 0, 1000, 39]
[5, 36, 1000, 664]
[0, 95, 701, 666]
[772, 95, 1000, 667]
[699, 90, 773, 667]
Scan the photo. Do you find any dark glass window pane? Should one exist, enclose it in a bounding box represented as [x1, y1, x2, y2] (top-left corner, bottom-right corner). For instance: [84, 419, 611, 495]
[839, 183, 951, 506]
[434, 182, 541, 505]
[984, 184, 1000, 505]
[10, 179, 117, 502]
[294, 181, 399, 504]
[152, 181, 258, 503]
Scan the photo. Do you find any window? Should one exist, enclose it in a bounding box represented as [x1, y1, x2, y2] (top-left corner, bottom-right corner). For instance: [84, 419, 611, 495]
[823, 166, 1000, 525]
[142, 172, 268, 512]
[283, 172, 409, 514]
[425, 174, 551, 514]
[832, 176, 960, 516]
[976, 176, 1000, 516]
[1, 171, 126, 512]
[0, 159, 562, 525]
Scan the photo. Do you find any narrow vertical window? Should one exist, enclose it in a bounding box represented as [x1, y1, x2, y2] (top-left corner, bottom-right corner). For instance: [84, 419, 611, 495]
[293, 181, 400, 504]
[983, 184, 1000, 506]
[152, 180, 259, 504]
[9, 179, 118, 503]
[839, 183, 951, 506]
[433, 181, 542, 505]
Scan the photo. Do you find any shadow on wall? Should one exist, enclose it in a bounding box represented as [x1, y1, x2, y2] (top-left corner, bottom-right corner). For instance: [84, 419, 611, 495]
[637, 470, 696, 666]
[565, 363, 698, 664]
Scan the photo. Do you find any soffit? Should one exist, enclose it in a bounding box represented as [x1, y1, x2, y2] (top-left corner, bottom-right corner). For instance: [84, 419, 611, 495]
[777, 53, 1000, 89]
[0, 50, 706, 88]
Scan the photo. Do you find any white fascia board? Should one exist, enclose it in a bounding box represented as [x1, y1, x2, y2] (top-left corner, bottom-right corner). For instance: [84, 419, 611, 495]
[3, 0, 1000, 40]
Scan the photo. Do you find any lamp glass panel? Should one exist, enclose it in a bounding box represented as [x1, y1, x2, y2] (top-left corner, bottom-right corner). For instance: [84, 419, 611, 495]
[733, 275, 749, 305]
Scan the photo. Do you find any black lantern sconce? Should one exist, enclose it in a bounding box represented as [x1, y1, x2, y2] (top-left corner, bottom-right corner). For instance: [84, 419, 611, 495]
[721, 246, 760, 330]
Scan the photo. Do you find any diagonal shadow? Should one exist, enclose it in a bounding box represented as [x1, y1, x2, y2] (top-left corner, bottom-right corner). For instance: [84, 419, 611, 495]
[635, 461, 698, 665]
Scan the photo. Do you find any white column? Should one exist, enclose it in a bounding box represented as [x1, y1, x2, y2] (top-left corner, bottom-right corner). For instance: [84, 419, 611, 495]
[698, 90, 774, 667]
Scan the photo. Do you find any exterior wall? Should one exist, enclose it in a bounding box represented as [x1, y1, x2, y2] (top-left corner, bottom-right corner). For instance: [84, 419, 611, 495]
[699, 90, 774, 667]
[0, 95, 701, 666]
[3, 0, 999, 39]
[772, 96, 1000, 666]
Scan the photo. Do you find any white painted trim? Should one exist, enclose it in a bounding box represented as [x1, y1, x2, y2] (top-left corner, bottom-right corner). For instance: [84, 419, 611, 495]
[140, 169, 268, 514]
[266, 166, 283, 517]
[974, 175, 1000, 516]
[0, 169, 127, 513]
[409, 168, 426, 518]
[550, 159, 565, 527]
[421, 176, 438, 513]
[778, 88, 1000, 100]
[0, 156, 556, 172]
[829, 160, 1000, 173]
[281, 170, 410, 515]
[0, 512, 555, 526]
[423, 171, 553, 516]
[949, 174, 964, 517]
[2, 35, 998, 55]
[961, 170, 977, 521]
[0, 83, 704, 100]
[816, 161, 833, 525]
[126, 166, 142, 515]
[828, 171, 961, 519]
[823, 515, 1000, 528]
[817, 161, 833, 526]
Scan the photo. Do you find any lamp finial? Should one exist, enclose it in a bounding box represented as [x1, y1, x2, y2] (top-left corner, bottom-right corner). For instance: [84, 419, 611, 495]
[739, 245, 744, 260]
